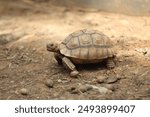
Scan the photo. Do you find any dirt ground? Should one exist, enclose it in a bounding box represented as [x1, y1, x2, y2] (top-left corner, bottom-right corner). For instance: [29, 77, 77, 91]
[0, 1, 150, 99]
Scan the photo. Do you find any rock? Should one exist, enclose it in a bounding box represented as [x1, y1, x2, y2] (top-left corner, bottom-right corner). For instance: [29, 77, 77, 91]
[68, 84, 93, 94]
[45, 79, 54, 88]
[79, 85, 93, 93]
[92, 85, 112, 94]
[78, 86, 87, 93]
[68, 86, 80, 94]
[20, 88, 28, 95]
[98, 87, 111, 94]
[105, 76, 119, 84]
[95, 75, 107, 83]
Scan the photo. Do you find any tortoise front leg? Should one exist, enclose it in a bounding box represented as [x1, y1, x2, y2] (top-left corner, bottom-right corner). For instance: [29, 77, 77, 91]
[106, 57, 115, 69]
[54, 53, 62, 65]
[62, 57, 79, 77]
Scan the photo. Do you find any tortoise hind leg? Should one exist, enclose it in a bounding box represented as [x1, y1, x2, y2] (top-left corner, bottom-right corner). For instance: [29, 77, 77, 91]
[62, 57, 79, 77]
[106, 57, 115, 69]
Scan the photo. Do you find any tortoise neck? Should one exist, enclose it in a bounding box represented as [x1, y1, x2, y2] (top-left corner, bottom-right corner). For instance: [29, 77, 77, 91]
[57, 50, 61, 54]
[55, 48, 60, 54]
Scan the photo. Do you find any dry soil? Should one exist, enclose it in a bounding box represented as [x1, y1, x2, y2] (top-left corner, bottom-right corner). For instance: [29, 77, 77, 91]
[0, 2, 150, 99]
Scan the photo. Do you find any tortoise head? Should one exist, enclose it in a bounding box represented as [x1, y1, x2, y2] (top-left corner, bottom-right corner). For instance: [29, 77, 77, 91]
[47, 42, 59, 53]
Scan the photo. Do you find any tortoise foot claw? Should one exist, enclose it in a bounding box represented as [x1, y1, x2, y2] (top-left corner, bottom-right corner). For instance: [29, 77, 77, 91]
[70, 70, 79, 77]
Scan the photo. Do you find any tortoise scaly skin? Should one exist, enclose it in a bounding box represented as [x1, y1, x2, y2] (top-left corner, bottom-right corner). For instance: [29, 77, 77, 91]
[47, 29, 116, 77]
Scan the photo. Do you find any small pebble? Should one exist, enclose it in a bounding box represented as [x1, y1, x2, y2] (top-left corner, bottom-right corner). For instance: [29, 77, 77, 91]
[20, 88, 28, 95]
[96, 76, 106, 83]
[32, 48, 36, 51]
[45, 79, 54, 88]
[57, 79, 62, 83]
[10, 81, 14, 83]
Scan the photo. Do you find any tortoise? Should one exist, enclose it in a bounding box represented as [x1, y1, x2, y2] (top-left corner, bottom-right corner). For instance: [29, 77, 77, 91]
[47, 29, 116, 77]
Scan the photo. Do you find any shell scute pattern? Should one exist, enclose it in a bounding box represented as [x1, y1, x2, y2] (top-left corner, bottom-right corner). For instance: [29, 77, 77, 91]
[60, 29, 114, 60]
[71, 48, 80, 58]
[66, 37, 79, 49]
[92, 33, 110, 47]
[62, 34, 72, 44]
[88, 46, 98, 59]
[92, 33, 104, 46]
[79, 34, 92, 46]
[80, 47, 88, 59]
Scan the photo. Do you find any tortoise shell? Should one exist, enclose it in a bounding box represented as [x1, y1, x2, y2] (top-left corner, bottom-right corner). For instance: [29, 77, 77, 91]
[59, 29, 115, 60]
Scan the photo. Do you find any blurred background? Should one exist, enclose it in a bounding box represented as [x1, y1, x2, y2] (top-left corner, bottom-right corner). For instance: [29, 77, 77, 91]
[55, 0, 150, 16]
[0, 0, 150, 15]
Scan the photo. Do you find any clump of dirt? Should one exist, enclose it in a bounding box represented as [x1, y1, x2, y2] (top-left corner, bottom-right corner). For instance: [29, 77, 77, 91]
[0, 1, 150, 99]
